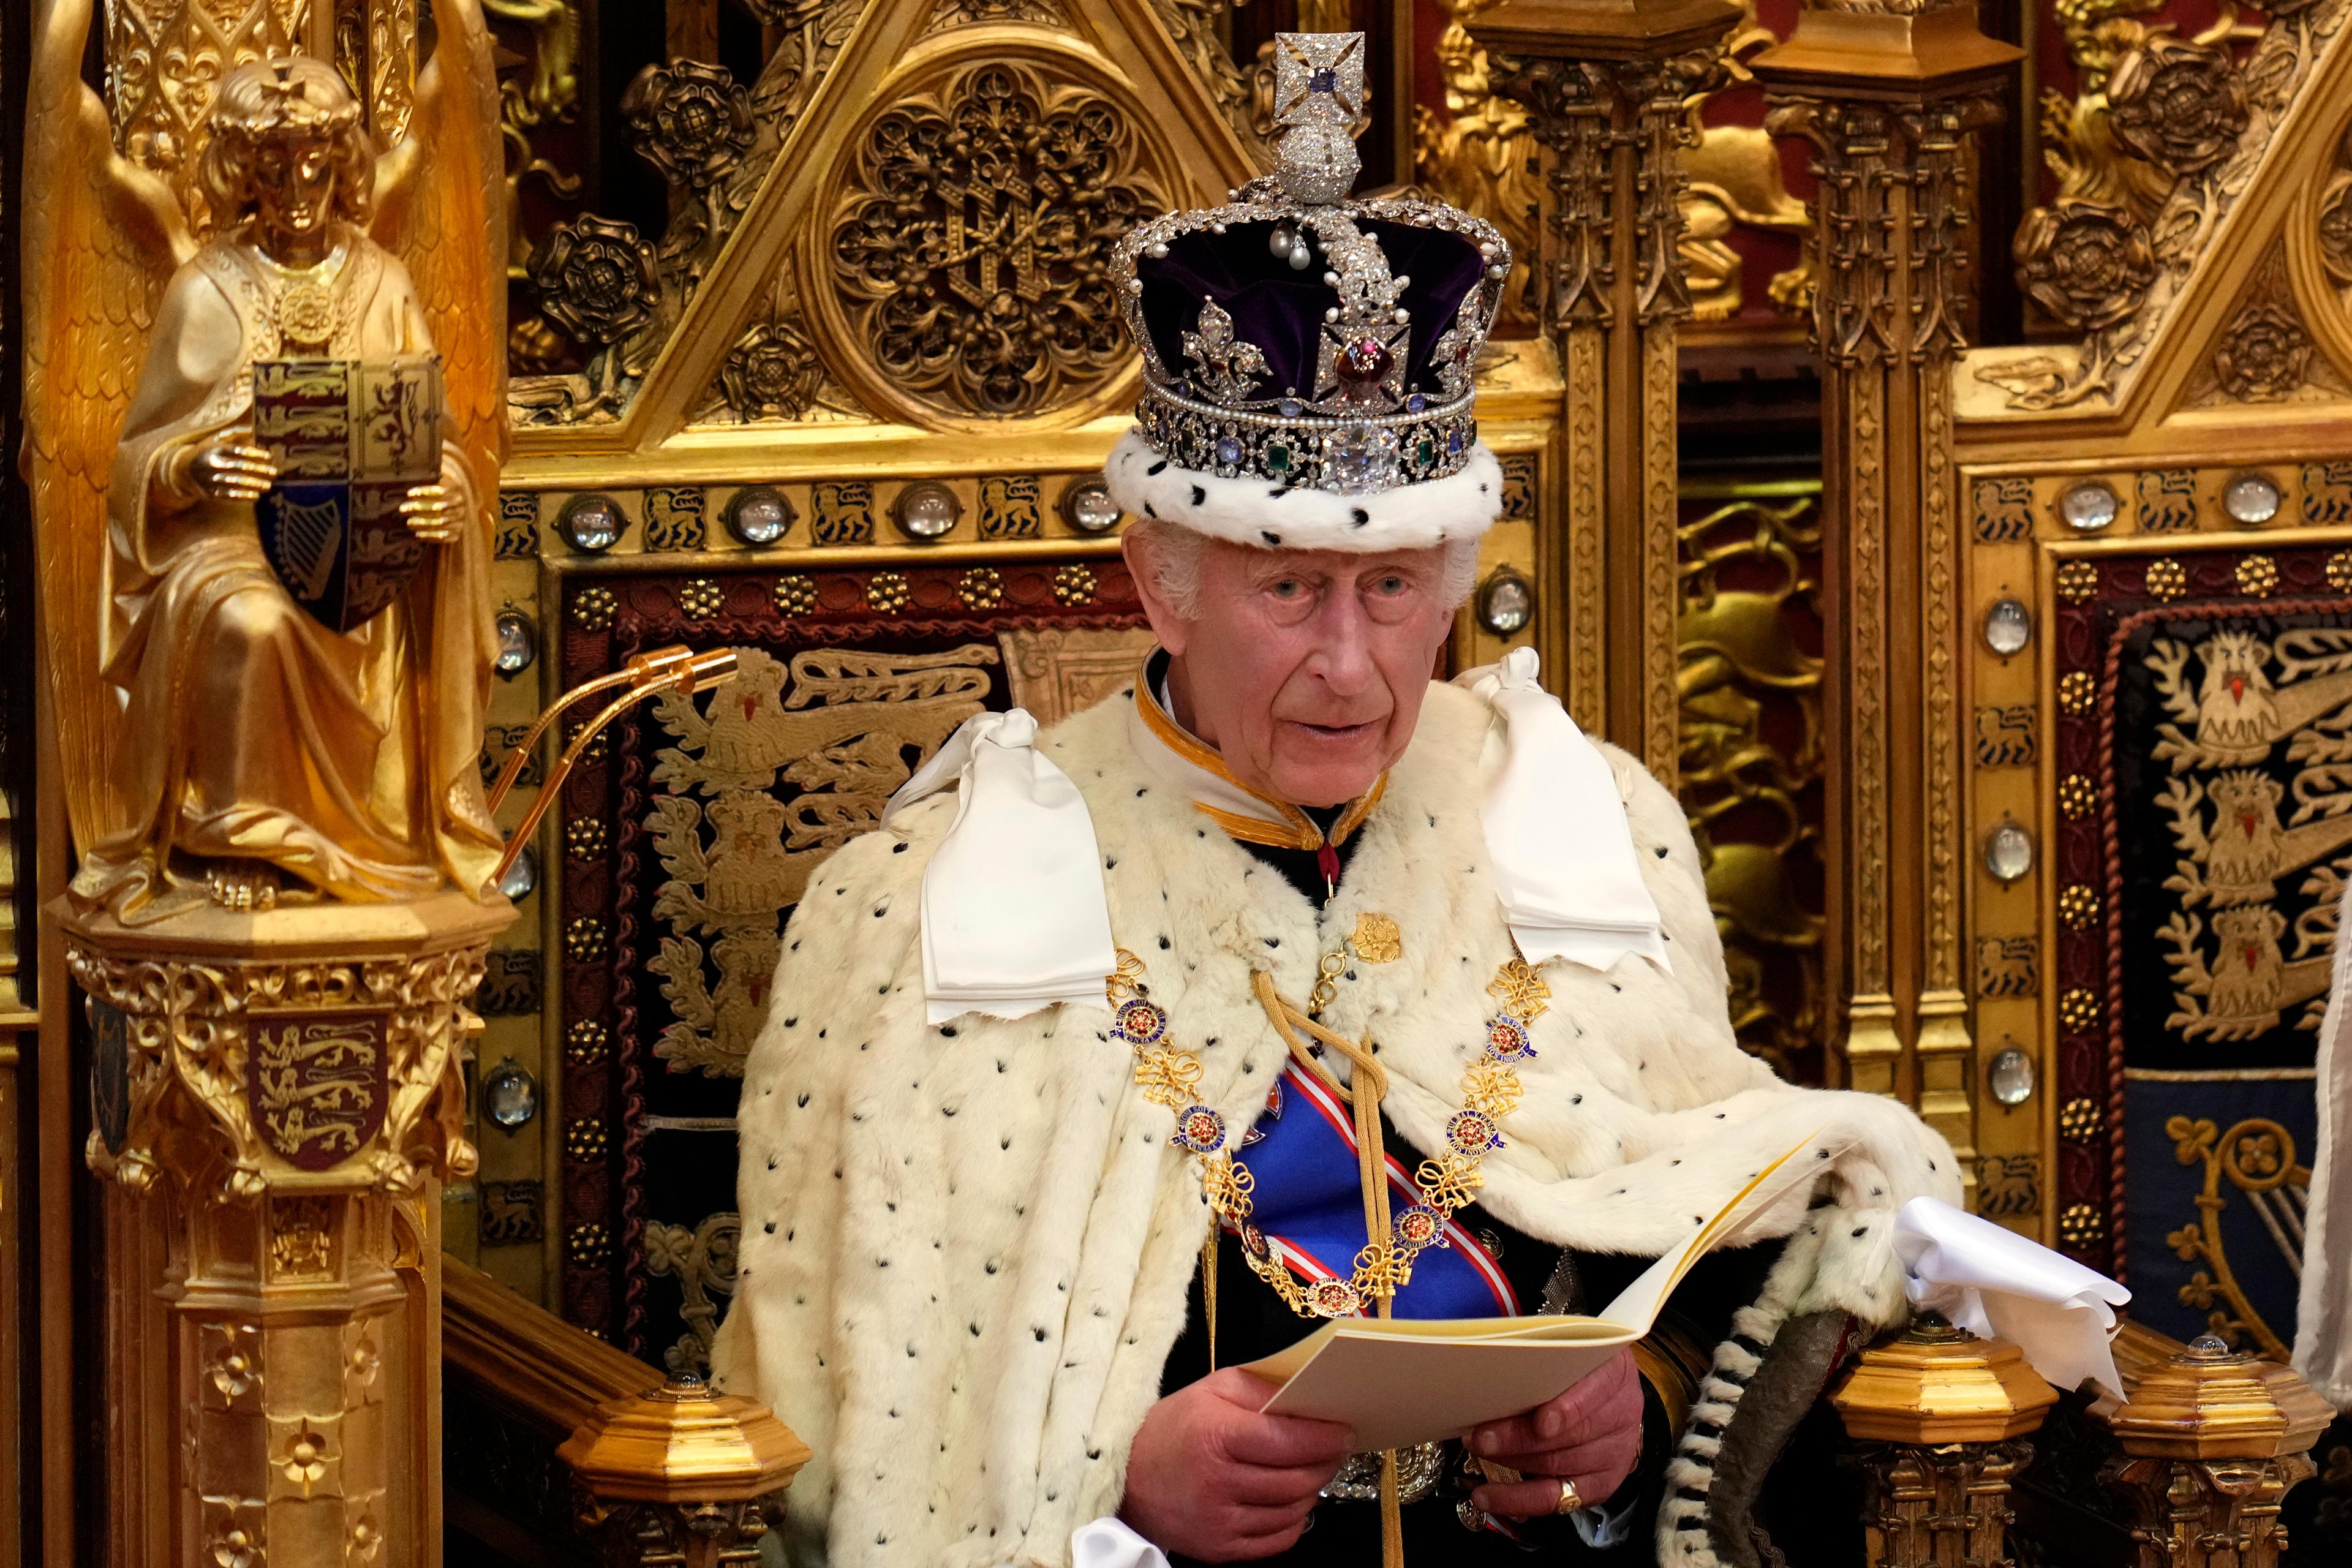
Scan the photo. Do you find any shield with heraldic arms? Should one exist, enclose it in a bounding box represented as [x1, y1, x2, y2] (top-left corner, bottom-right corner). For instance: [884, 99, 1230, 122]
[251, 354, 444, 631]
[247, 1009, 391, 1172]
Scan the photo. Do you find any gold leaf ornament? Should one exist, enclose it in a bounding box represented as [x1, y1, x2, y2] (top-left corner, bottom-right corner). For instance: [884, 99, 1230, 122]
[1349, 911, 1402, 963]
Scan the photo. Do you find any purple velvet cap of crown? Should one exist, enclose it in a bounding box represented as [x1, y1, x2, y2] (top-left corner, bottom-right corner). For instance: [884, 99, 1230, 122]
[1136, 217, 1488, 404]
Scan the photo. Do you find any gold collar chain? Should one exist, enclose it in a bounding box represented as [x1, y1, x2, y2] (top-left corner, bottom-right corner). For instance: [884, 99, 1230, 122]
[1107, 944, 1553, 1321]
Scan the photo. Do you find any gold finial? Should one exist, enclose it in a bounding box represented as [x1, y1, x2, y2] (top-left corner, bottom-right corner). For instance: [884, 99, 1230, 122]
[1829, 1313, 2059, 1444]
[557, 1371, 812, 1504]
[2105, 1335, 2335, 1460]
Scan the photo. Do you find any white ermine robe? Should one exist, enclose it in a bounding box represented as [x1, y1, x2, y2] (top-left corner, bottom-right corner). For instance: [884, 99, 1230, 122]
[712, 677, 1960, 1567]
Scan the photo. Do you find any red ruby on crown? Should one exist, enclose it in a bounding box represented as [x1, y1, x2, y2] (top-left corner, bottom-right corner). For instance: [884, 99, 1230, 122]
[1336, 337, 1390, 385]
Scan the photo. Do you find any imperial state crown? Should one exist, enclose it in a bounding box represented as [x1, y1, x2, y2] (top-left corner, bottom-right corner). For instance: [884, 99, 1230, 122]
[1104, 31, 1513, 552]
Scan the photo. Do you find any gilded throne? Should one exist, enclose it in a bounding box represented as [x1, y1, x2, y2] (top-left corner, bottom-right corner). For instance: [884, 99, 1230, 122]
[7, 0, 2352, 1565]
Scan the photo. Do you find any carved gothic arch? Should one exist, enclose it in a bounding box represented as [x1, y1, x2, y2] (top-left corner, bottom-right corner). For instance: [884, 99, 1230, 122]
[508, 0, 1260, 474]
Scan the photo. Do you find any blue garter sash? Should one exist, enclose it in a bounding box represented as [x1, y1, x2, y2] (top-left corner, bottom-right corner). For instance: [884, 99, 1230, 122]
[1235, 1061, 1519, 1318]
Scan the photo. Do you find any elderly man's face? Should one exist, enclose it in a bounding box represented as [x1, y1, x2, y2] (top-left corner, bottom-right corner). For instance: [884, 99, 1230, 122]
[1129, 533, 1457, 807]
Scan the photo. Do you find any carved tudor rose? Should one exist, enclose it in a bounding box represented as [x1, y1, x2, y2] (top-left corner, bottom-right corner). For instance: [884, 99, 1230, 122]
[720, 319, 824, 420]
[530, 214, 662, 348]
[2214, 300, 2312, 401]
[2013, 198, 2157, 331]
[622, 59, 756, 190]
[2106, 36, 2248, 179]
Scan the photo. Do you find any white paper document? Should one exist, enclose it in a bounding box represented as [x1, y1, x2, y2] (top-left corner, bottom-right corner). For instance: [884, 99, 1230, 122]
[1243, 1134, 1823, 1452]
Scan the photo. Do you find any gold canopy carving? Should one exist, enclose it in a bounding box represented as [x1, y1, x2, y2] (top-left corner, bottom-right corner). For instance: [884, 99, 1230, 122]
[507, 0, 1261, 471]
[811, 50, 1176, 428]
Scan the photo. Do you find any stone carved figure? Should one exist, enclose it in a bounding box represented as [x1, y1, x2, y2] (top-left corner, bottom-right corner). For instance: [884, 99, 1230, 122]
[24, 4, 508, 922]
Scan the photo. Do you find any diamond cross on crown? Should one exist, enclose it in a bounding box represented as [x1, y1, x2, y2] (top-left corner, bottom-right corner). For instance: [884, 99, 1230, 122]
[1270, 32, 1366, 205]
[1273, 31, 1365, 129]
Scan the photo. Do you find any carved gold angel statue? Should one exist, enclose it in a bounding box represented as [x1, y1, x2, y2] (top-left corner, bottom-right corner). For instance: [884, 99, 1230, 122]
[23, 0, 509, 921]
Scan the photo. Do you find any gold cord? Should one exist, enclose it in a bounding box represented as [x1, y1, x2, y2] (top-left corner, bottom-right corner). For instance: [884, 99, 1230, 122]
[1201, 1227, 1218, 1373]
[1251, 967, 1405, 1568]
[1250, 970, 1393, 1265]
[1114, 944, 1540, 1568]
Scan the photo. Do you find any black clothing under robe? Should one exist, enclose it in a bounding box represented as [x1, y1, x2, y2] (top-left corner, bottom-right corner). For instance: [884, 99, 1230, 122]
[1143, 827, 1784, 1563]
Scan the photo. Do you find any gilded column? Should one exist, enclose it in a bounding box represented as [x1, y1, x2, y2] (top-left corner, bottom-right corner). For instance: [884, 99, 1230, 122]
[68, 894, 505, 1567]
[1472, 0, 1742, 779]
[2102, 1336, 2334, 1568]
[25, 1, 513, 1561]
[1751, 6, 2018, 1162]
[1830, 1315, 2058, 1568]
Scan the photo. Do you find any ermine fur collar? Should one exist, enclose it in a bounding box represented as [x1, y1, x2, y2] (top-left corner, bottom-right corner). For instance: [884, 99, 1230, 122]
[713, 681, 1959, 1567]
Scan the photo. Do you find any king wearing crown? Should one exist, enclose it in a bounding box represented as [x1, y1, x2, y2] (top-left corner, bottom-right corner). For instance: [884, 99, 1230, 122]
[715, 33, 1959, 1568]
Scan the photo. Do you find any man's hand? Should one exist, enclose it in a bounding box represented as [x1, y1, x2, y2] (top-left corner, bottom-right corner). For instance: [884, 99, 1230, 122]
[1119, 1367, 1354, 1561]
[401, 483, 461, 543]
[1465, 1347, 1645, 1520]
[185, 437, 277, 502]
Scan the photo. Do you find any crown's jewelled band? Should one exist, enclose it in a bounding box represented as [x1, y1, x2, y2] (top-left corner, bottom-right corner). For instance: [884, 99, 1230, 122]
[1135, 385, 1478, 494]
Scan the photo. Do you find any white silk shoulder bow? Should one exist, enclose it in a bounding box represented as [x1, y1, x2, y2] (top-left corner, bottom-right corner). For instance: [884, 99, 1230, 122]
[1469, 647, 1671, 973]
[883, 709, 1117, 1025]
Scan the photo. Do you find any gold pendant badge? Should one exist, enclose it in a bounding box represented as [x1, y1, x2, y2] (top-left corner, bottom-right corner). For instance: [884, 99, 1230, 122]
[1349, 911, 1403, 964]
